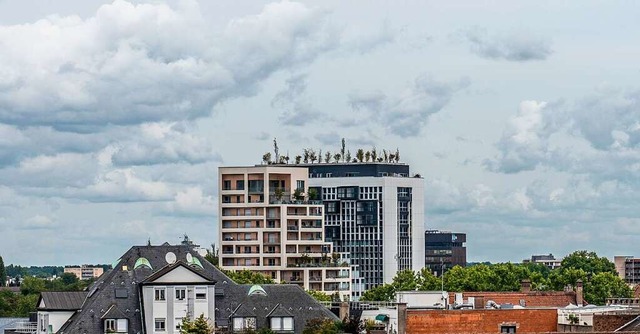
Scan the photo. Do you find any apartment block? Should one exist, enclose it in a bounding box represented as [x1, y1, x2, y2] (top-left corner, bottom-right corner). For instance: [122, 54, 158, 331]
[63, 265, 104, 280]
[218, 166, 351, 300]
[522, 254, 563, 270]
[614, 256, 640, 284]
[305, 163, 425, 300]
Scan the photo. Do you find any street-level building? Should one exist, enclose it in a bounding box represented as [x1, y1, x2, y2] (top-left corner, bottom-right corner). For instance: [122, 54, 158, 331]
[218, 165, 351, 300]
[304, 162, 425, 300]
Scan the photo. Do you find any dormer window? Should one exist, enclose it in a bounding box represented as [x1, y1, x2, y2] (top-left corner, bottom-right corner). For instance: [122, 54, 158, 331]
[233, 317, 256, 331]
[270, 317, 294, 332]
[104, 319, 128, 333]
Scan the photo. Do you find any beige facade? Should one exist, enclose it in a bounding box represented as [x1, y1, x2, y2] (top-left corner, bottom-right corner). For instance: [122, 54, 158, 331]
[218, 165, 351, 300]
[63, 265, 104, 280]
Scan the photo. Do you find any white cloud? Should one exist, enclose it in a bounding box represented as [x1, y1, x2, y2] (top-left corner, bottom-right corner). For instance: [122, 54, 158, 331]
[21, 215, 57, 230]
[0, 0, 337, 129]
[165, 186, 216, 217]
[461, 27, 552, 62]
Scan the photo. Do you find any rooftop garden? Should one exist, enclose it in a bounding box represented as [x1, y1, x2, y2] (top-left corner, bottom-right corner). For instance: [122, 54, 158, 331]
[261, 138, 402, 165]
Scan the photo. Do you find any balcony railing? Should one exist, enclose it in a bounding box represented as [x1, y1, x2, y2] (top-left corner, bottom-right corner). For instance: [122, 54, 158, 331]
[5, 321, 37, 333]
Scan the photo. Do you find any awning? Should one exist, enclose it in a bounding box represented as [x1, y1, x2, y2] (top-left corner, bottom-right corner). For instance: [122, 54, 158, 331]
[375, 314, 389, 322]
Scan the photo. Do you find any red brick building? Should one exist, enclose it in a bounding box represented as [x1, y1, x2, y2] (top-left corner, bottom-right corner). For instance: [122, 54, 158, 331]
[406, 308, 558, 334]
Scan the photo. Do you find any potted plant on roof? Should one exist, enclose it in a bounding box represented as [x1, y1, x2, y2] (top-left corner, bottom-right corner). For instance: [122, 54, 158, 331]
[293, 188, 305, 202]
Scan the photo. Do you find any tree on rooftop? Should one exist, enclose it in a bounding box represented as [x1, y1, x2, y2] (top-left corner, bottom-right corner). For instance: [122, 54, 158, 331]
[324, 151, 331, 163]
[382, 149, 388, 162]
[333, 153, 341, 163]
[295, 155, 302, 164]
[371, 147, 377, 161]
[364, 151, 371, 162]
[395, 148, 400, 163]
[262, 152, 272, 165]
[356, 149, 364, 162]
[273, 138, 279, 163]
[345, 150, 351, 162]
[341, 138, 346, 162]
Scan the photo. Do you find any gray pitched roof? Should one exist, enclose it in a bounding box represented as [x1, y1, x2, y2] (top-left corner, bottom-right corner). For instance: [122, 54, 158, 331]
[54, 243, 336, 334]
[38, 291, 87, 310]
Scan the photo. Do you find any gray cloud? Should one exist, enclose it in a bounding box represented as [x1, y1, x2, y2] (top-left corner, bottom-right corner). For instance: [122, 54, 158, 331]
[461, 27, 552, 62]
[349, 75, 470, 137]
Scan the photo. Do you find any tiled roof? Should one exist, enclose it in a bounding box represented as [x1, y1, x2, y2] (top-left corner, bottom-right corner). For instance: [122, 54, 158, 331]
[38, 291, 87, 310]
[54, 243, 336, 334]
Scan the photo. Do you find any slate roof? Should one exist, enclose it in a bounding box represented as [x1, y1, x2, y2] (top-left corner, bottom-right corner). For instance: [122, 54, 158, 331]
[38, 291, 87, 310]
[51, 243, 336, 334]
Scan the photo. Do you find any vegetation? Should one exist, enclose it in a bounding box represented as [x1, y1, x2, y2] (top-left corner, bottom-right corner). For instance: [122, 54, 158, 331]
[362, 251, 632, 305]
[179, 314, 215, 334]
[0, 255, 5, 286]
[302, 318, 341, 334]
[260, 138, 402, 165]
[306, 289, 332, 302]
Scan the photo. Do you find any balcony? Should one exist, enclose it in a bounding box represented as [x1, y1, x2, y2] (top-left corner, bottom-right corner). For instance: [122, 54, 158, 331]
[287, 226, 299, 231]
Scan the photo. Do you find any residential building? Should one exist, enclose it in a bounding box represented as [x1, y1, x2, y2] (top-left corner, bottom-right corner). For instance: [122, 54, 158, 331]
[37, 243, 337, 334]
[614, 256, 640, 284]
[218, 166, 351, 300]
[305, 162, 425, 300]
[424, 230, 466, 277]
[522, 254, 563, 270]
[63, 265, 104, 280]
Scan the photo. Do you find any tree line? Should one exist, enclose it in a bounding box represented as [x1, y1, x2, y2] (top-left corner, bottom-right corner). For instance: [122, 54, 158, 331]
[362, 250, 632, 305]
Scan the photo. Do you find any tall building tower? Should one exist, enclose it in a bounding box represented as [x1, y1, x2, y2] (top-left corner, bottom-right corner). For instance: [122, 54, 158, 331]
[305, 163, 425, 300]
[218, 165, 351, 300]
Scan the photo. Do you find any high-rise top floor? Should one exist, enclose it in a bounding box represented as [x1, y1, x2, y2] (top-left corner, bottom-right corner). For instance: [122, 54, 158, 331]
[301, 162, 413, 178]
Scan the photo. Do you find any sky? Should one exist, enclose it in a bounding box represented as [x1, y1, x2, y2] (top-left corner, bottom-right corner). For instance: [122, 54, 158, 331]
[1, 0, 640, 266]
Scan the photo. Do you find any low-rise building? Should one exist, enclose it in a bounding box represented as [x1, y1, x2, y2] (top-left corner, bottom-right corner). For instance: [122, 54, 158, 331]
[522, 254, 562, 270]
[37, 243, 338, 334]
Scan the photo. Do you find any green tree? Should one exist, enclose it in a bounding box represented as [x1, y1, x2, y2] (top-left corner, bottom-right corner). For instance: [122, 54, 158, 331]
[0, 256, 5, 287]
[224, 270, 274, 285]
[60, 272, 79, 286]
[302, 317, 340, 334]
[392, 269, 417, 291]
[361, 283, 395, 301]
[306, 290, 331, 302]
[20, 276, 46, 295]
[561, 250, 616, 275]
[416, 268, 440, 291]
[584, 272, 632, 305]
[180, 314, 214, 334]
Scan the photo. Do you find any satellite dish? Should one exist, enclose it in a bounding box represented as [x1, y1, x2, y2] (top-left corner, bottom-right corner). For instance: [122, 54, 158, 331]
[165, 252, 177, 264]
[186, 253, 193, 263]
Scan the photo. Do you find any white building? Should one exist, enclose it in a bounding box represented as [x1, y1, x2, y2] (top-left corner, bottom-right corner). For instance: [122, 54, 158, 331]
[305, 162, 425, 300]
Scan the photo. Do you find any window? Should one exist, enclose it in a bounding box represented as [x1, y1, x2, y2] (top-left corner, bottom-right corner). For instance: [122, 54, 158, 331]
[155, 318, 166, 332]
[236, 180, 245, 190]
[105, 319, 116, 332]
[500, 325, 516, 333]
[195, 287, 207, 300]
[271, 317, 294, 331]
[223, 180, 231, 190]
[175, 288, 186, 301]
[233, 317, 256, 331]
[154, 288, 166, 301]
[296, 180, 305, 191]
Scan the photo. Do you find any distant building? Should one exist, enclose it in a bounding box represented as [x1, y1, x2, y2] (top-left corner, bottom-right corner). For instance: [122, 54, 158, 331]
[523, 253, 562, 270]
[614, 256, 640, 284]
[424, 230, 466, 277]
[63, 265, 104, 280]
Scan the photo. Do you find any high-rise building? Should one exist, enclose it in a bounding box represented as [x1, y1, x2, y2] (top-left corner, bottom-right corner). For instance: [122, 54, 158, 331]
[218, 165, 351, 300]
[424, 230, 466, 276]
[304, 162, 425, 300]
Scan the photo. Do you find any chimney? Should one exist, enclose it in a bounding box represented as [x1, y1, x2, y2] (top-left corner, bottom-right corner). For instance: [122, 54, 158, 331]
[576, 279, 584, 305]
[339, 301, 349, 321]
[520, 279, 531, 293]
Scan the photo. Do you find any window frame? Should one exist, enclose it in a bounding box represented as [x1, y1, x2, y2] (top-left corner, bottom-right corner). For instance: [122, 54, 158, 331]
[175, 287, 186, 301]
[154, 288, 166, 301]
[154, 318, 166, 332]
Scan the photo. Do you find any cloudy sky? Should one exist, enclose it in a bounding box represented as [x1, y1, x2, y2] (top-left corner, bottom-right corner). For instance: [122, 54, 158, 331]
[1, 0, 639, 266]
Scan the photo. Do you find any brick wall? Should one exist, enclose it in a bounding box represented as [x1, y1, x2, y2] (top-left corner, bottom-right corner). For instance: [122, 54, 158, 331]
[593, 314, 639, 332]
[406, 309, 557, 334]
